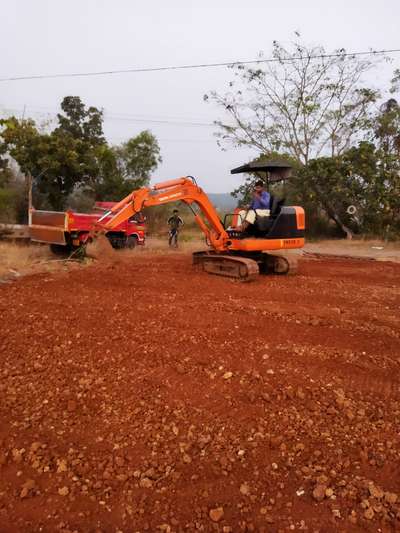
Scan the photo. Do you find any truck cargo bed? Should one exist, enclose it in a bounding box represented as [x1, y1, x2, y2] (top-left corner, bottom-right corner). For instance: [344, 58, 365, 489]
[29, 210, 68, 245]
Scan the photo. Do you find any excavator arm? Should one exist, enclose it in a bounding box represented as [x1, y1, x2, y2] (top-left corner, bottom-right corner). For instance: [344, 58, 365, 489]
[94, 176, 228, 251]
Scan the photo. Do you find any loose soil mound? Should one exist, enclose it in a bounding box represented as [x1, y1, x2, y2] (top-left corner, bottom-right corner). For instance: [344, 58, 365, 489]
[85, 235, 117, 260]
[0, 254, 399, 532]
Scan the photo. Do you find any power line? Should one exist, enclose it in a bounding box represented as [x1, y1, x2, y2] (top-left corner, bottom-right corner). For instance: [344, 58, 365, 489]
[104, 114, 212, 127]
[0, 106, 214, 127]
[1, 48, 399, 82]
[0, 107, 216, 143]
[1, 102, 214, 124]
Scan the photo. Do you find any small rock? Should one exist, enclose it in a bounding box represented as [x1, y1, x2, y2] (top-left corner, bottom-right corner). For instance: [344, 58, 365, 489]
[240, 483, 250, 495]
[296, 388, 305, 399]
[312, 484, 327, 502]
[20, 479, 36, 499]
[209, 507, 224, 522]
[139, 477, 153, 488]
[56, 459, 68, 473]
[364, 507, 374, 520]
[12, 449, 23, 463]
[223, 372, 233, 380]
[325, 488, 334, 498]
[368, 482, 384, 499]
[384, 492, 398, 504]
[58, 486, 69, 496]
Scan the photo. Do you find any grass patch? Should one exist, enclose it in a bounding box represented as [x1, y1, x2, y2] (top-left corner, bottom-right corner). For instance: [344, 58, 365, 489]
[0, 242, 52, 276]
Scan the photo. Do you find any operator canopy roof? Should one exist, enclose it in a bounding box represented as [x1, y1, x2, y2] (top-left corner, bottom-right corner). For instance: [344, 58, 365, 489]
[231, 160, 292, 182]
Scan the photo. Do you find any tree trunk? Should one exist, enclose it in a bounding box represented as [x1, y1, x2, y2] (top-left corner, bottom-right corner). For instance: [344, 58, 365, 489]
[324, 205, 354, 239]
[313, 182, 354, 239]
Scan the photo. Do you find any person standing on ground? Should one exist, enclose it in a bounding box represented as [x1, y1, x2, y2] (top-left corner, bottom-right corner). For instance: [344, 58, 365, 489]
[167, 209, 184, 247]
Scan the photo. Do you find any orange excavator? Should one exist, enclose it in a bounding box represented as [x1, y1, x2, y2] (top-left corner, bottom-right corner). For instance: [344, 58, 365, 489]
[93, 161, 305, 281]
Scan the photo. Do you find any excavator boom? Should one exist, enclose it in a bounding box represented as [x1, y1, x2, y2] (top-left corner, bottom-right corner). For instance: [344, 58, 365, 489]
[96, 177, 227, 251]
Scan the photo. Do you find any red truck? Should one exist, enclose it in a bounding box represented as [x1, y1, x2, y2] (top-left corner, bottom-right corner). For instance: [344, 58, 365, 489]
[29, 201, 146, 254]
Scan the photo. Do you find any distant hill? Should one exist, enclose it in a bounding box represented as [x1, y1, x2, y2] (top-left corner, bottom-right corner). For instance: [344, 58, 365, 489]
[207, 193, 238, 212]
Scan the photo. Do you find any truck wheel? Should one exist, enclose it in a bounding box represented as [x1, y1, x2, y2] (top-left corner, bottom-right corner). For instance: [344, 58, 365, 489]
[127, 235, 138, 249]
[107, 235, 122, 249]
[50, 244, 70, 256]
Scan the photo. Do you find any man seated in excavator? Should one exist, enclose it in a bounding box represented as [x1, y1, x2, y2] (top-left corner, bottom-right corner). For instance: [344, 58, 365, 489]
[90, 159, 305, 281]
[237, 180, 271, 232]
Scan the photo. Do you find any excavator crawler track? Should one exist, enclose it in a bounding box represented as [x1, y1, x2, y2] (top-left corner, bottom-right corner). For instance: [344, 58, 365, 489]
[262, 254, 297, 275]
[193, 252, 259, 281]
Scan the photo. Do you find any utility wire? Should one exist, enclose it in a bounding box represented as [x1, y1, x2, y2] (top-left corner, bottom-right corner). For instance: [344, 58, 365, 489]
[1, 102, 213, 123]
[0, 106, 214, 127]
[103, 114, 213, 127]
[0, 107, 216, 142]
[1, 48, 399, 82]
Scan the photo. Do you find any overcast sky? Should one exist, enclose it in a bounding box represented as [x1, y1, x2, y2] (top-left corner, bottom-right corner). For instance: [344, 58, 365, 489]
[1, 0, 400, 192]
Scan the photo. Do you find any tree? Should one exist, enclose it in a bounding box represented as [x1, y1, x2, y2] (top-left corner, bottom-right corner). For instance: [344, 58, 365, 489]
[0, 117, 85, 210]
[0, 97, 106, 210]
[0, 137, 12, 187]
[90, 131, 162, 201]
[370, 92, 400, 235]
[374, 98, 400, 158]
[55, 95, 105, 145]
[113, 131, 162, 186]
[293, 138, 400, 238]
[0, 97, 163, 213]
[205, 38, 381, 165]
[294, 152, 362, 239]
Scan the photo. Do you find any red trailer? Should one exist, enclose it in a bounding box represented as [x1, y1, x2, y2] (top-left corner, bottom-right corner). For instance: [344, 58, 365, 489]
[29, 202, 146, 255]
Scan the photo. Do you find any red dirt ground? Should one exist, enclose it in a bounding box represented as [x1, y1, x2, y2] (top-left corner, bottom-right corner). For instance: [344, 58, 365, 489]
[1, 253, 400, 533]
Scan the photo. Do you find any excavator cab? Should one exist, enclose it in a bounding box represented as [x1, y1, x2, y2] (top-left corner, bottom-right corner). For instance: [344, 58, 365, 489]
[227, 160, 301, 239]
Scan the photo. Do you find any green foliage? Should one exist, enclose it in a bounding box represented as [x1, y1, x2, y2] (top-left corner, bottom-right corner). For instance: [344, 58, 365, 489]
[113, 131, 162, 186]
[0, 167, 28, 224]
[55, 96, 105, 145]
[89, 131, 162, 201]
[292, 139, 400, 237]
[0, 97, 162, 213]
[0, 96, 106, 210]
[0, 187, 18, 222]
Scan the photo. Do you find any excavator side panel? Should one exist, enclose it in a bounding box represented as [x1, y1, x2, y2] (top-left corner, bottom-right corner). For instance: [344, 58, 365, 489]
[227, 237, 305, 252]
